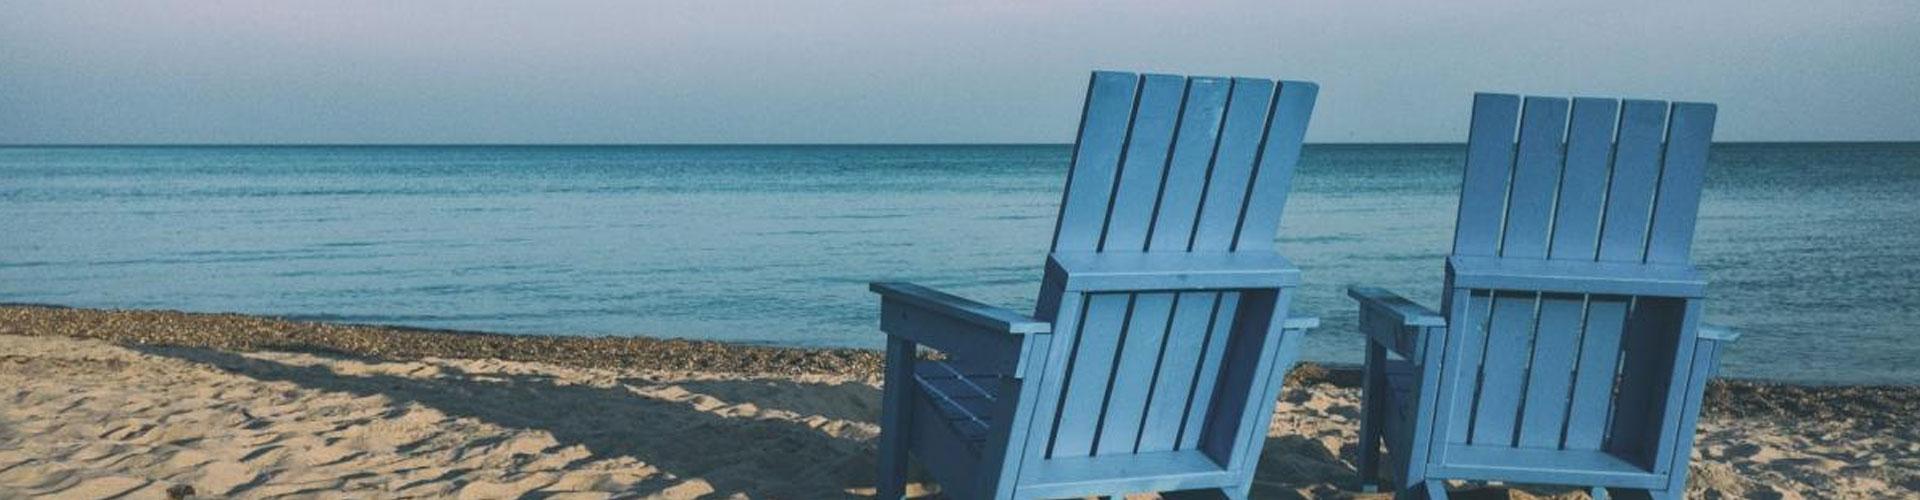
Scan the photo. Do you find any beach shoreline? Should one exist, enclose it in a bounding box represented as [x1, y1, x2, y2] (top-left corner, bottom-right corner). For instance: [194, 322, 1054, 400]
[2, 304, 1916, 498]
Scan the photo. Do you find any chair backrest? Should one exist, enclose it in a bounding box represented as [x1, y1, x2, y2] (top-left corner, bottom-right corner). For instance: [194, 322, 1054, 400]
[1030, 71, 1316, 460]
[1440, 94, 1716, 464]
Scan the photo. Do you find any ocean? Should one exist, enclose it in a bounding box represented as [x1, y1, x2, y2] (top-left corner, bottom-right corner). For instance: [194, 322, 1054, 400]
[2, 144, 1915, 384]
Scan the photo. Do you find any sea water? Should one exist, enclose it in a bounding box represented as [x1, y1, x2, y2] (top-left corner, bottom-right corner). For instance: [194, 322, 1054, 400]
[3, 144, 1916, 384]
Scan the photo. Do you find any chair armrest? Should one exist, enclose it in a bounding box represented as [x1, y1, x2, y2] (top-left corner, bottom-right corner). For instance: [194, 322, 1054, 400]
[1348, 285, 1445, 360]
[1283, 316, 1320, 330]
[1347, 286, 1446, 327]
[1447, 255, 1705, 298]
[871, 282, 1051, 378]
[1699, 323, 1741, 343]
[1047, 252, 1301, 293]
[870, 282, 1049, 334]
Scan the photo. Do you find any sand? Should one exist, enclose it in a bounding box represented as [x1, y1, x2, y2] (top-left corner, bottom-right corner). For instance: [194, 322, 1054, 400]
[0, 309, 1916, 498]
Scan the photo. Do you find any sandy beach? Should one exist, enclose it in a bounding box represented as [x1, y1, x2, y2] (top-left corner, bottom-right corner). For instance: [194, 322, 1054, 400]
[1, 305, 1915, 499]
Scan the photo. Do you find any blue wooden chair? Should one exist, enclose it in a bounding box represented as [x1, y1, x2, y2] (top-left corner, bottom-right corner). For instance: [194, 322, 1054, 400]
[1348, 94, 1740, 499]
[870, 71, 1320, 499]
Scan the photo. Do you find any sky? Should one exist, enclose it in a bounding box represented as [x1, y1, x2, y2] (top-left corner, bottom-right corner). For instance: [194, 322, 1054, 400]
[3, 1, 1917, 144]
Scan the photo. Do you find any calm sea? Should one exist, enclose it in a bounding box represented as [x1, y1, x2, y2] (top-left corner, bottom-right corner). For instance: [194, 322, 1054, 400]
[2, 144, 1915, 384]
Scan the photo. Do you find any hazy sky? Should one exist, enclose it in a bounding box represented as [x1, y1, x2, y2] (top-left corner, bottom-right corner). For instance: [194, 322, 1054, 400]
[3, 1, 1917, 144]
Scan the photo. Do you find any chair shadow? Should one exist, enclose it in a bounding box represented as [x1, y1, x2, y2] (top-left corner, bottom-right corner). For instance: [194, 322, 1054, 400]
[1250, 435, 1364, 499]
[665, 378, 882, 424]
[131, 345, 880, 498]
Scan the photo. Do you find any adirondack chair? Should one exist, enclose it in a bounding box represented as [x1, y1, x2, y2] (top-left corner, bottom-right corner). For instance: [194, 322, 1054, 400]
[869, 71, 1320, 499]
[1347, 94, 1740, 499]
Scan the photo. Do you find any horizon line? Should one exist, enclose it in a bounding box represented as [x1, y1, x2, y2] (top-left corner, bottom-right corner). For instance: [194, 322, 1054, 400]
[5, 140, 1918, 148]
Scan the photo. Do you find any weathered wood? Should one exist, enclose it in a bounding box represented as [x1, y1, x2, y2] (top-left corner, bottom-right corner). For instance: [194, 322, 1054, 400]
[872, 282, 1052, 333]
[1453, 93, 1521, 257]
[1355, 93, 1733, 497]
[877, 292, 1037, 377]
[1606, 298, 1680, 460]
[1135, 293, 1218, 453]
[1645, 103, 1717, 265]
[1051, 293, 1133, 457]
[1234, 80, 1319, 252]
[1191, 79, 1276, 252]
[1518, 294, 1582, 448]
[1148, 78, 1233, 253]
[1102, 74, 1187, 252]
[1471, 290, 1534, 446]
[1351, 286, 1445, 359]
[1563, 296, 1629, 450]
[1053, 71, 1141, 253]
[1097, 293, 1176, 455]
[1442, 290, 1493, 446]
[875, 71, 1316, 498]
[1597, 100, 1668, 263]
[1501, 96, 1570, 259]
[876, 337, 915, 499]
[1179, 292, 1240, 451]
[1550, 98, 1619, 261]
[1018, 450, 1234, 499]
[1357, 340, 1387, 490]
[1446, 256, 1705, 298]
[1048, 251, 1301, 292]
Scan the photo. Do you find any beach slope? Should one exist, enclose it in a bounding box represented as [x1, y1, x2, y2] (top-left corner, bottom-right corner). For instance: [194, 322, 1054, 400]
[1, 306, 1914, 498]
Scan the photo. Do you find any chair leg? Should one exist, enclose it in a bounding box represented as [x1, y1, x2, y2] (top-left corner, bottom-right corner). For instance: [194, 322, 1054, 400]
[1356, 342, 1387, 492]
[876, 337, 915, 499]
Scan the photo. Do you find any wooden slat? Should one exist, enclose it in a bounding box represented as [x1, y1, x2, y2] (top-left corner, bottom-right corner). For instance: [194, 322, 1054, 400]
[1444, 290, 1495, 445]
[1147, 78, 1233, 252]
[1197, 289, 1283, 461]
[1190, 78, 1276, 252]
[1101, 74, 1187, 252]
[1053, 71, 1141, 252]
[1446, 255, 1706, 298]
[1646, 299, 1705, 476]
[878, 297, 1027, 376]
[1500, 97, 1570, 259]
[1562, 296, 1628, 450]
[1050, 293, 1133, 457]
[873, 282, 1051, 333]
[910, 385, 984, 498]
[1550, 98, 1620, 261]
[1470, 290, 1536, 446]
[1604, 298, 1680, 457]
[1013, 292, 1087, 480]
[1596, 99, 1668, 263]
[1644, 102, 1718, 265]
[1224, 292, 1303, 472]
[1452, 93, 1521, 257]
[1518, 294, 1583, 448]
[1049, 251, 1300, 292]
[1177, 292, 1239, 450]
[1233, 80, 1319, 251]
[1135, 293, 1217, 452]
[1096, 293, 1176, 455]
[1400, 324, 1452, 491]
[1018, 450, 1232, 498]
[1434, 445, 1665, 489]
[1653, 307, 1725, 493]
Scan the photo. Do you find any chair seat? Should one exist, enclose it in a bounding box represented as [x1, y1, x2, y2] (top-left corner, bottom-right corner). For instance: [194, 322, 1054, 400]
[912, 360, 1005, 451]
